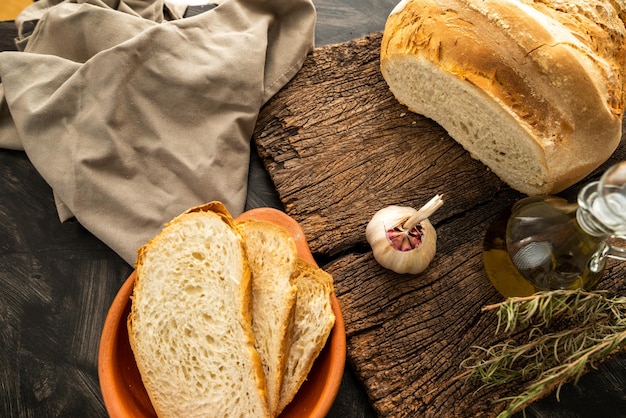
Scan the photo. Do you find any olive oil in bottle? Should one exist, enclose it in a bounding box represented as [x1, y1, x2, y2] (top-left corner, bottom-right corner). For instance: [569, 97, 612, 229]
[483, 161, 626, 298]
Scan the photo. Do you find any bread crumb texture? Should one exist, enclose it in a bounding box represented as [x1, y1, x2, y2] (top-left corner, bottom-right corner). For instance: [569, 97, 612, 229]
[130, 211, 269, 418]
[238, 220, 298, 416]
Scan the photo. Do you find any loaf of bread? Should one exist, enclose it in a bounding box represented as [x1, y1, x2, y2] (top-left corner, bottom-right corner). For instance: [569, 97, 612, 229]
[128, 202, 270, 418]
[277, 258, 336, 415]
[381, 0, 625, 195]
[237, 219, 298, 416]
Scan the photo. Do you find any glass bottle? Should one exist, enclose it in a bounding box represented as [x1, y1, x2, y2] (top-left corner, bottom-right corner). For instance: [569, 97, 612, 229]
[483, 161, 626, 298]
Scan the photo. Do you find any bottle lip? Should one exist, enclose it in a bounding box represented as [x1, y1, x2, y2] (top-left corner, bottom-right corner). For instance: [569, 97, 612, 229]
[577, 164, 626, 238]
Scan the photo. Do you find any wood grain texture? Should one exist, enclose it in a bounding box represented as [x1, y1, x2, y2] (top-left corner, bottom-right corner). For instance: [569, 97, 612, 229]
[0, 150, 134, 417]
[0, 21, 18, 51]
[254, 31, 626, 417]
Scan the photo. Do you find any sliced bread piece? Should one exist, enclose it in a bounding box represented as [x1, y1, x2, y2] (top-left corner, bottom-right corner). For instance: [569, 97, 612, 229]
[237, 219, 299, 416]
[277, 258, 336, 415]
[128, 202, 270, 418]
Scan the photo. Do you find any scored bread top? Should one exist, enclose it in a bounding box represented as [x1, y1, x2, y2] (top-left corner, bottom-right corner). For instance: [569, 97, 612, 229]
[128, 202, 270, 418]
[381, 0, 625, 194]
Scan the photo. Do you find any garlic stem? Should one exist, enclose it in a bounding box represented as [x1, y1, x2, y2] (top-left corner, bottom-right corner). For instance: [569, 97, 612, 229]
[403, 195, 444, 230]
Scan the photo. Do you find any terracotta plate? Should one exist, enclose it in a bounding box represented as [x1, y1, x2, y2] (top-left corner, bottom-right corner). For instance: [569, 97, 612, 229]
[98, 207, 346, 417]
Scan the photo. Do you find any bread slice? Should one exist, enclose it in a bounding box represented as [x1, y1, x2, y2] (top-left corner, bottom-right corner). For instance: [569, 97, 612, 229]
[236, 219, 298, 416]
[381, 0, 625, 195]
[127, 202, 270, 418]
[277, 258, 336, 415]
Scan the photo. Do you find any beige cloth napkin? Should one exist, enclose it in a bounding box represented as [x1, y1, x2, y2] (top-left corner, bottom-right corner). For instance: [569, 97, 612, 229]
[0, 0, 315, 264]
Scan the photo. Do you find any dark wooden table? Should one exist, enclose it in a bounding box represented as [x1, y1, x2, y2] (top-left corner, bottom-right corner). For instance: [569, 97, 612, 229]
[1, 1, 625, 417]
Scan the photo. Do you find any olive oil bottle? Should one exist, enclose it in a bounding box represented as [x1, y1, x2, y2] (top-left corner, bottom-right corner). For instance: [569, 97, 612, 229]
[484, 161, 626, 298]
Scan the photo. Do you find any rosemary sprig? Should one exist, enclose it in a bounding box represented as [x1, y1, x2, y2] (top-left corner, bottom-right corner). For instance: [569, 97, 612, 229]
[460, 289, 626, 418]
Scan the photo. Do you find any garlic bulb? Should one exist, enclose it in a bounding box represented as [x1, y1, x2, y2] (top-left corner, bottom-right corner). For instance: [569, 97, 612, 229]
[365, 195, 443, 274]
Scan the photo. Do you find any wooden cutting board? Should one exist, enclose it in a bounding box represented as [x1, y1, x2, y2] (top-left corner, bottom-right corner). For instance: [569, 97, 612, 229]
[253, 31, 626, 417]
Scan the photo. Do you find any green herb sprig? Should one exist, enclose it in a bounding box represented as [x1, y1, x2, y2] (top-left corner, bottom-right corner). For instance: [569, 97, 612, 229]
[460, 289, 626, 418]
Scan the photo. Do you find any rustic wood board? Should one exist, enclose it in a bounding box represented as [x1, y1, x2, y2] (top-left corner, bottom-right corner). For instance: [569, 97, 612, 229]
[253, 32, 626, 417]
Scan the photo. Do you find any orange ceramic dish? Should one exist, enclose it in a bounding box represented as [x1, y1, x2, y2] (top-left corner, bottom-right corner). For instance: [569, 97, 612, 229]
[98, 207, 346, 418]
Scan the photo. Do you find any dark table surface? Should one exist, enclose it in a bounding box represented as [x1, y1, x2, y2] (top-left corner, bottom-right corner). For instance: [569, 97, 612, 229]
[1, 1, 626, 417]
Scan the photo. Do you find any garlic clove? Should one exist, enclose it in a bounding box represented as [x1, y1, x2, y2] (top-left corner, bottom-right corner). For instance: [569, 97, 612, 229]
[365, 196, 443, 274]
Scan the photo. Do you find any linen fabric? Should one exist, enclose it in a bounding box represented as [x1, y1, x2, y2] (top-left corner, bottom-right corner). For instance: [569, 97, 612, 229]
[0, 0, 315, 264]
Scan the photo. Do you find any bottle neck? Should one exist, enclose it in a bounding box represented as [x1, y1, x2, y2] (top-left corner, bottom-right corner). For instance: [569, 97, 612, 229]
[576, 207, 612, 237]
